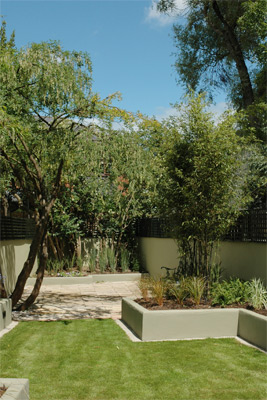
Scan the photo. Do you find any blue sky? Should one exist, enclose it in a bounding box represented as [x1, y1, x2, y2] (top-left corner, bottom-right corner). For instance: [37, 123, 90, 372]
[1, 0, 227, 119]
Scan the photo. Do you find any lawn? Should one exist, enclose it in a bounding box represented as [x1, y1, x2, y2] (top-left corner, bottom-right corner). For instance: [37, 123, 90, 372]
[0, 319, 266, 400]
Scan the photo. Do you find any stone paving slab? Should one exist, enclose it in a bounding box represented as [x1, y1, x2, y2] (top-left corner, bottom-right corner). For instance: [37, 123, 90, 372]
[12, 281, 141, 322]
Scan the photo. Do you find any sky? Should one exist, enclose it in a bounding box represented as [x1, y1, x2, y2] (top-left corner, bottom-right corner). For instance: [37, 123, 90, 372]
[0, 0, 227, 120]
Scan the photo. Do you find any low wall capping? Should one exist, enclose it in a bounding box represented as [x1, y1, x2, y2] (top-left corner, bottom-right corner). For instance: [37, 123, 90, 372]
[0, 299, 12, 332]
[0, 378, 29, 400]
[26, 272, 142, 286]
[122, 298, 267, 351]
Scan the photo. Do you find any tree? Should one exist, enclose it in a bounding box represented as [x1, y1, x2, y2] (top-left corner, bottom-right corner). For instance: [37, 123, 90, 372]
[0, 23, 122, 309]
[48, 120, 158, 266]
[157, 0, 266, 110]
[157, 93, 261, 278]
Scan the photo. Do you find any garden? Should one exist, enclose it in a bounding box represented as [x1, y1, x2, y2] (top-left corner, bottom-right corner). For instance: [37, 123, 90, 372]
[0, 2, 267, 398]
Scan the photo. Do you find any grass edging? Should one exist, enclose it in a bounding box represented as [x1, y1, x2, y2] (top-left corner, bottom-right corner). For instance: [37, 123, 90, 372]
[121, 298, 267, 350]
[0, 378, 29, 400]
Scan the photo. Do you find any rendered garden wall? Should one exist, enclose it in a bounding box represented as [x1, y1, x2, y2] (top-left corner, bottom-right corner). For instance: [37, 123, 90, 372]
[137, 237, 267, 284]
[0, 239, 38, 296]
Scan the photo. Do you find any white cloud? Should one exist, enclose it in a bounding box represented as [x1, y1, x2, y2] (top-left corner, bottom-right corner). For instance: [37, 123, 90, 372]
[153, 101, 229, 122]
[145, 0, 186, 26]
[209, 102, 229, 117]
[153, 105, 180, 121]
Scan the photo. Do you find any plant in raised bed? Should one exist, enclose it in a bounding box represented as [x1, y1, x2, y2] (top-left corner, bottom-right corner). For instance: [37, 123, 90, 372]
[138, 276, 151, 302]
[247, 278, 267, 310]
[120, 247, 130, 272]
[99, 247, 108, 273]
[150, 277, 170, 306]
[169, 278, 188, 305]
[88, 248, 97, 273]
[107, 247, 117, 273]
[185, 276, 207, 305]
[210, 278, 250, 307]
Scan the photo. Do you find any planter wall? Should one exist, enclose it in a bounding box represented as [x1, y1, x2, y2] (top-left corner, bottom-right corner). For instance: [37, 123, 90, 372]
[26, 272, 142, 286]
[122, 298, 267, 351]
[0, 299, 12, 332]
[0, 378, 29, 400]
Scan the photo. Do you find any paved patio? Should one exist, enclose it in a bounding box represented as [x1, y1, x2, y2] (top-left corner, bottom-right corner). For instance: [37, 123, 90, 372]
[12, 281, 141, 321]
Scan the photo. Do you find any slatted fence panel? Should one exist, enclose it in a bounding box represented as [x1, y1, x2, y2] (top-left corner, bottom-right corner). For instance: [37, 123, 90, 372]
[136, 210, 267, 243]
[0, 217, 36, 240]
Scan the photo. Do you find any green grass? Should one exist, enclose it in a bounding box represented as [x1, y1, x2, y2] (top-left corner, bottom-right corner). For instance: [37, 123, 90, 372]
[0, 320, 266, 400]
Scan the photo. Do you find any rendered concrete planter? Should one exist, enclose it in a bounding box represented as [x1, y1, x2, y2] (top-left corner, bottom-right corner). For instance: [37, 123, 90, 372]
[0, 379, 29, 400]
[122, 298, 267, 351]
[27, 272, 142, 286]
[0, 299, 12, 331]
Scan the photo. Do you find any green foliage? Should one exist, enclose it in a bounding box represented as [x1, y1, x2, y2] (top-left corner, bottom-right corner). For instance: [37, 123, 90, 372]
[169, 278, 188, 305]
[158, 93, 257, 277]
[0, 21, 140, 306]
[149, 277, 169, 306]
[107, 247, 117, 273]
[51, 122, 157, 259]
[98, 247, 108, 273]
[210, 278, 250, 307]
[120, 246, 130, 272]
[138, 276, 151, 302]
[46, 258, 65, 275]
[185, 276, 206, 305]
[209, 263, 223, 285]
[131, 258, 140, 272]
[247, 278, 267, 310]
[46, 256, 83, 276]
[158, 0, 266, 110]
[87, 248, 97, 273]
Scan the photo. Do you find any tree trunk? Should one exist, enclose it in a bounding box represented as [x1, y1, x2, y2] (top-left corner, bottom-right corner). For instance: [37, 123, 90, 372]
[211, 0, 254, 108]
[54, 236, 64, 260]
[10, 218, 47, 308]
[16, 235, 48, 311]
[48, 235, 59, 260]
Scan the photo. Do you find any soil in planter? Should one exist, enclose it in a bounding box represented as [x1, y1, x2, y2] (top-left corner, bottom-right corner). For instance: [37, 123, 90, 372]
[0, 386, 7, 398]
[135, 298, 267, 316]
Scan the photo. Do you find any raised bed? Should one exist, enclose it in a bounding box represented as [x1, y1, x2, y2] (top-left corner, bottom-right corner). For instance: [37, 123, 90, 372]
[0, 378, 29, 400]
[26, 272, 142, 286]
[122, 298, 267, 351]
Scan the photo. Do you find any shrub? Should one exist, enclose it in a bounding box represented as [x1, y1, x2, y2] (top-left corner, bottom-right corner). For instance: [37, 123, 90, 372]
[247, 278, 267, 310]
[211, 278, 249, 306]
[138, 276, 151, 302]
[169, 278, 188, 305]
[99, 247, 108, 273]
[185, 276, 206, 305]
[46, 258, 65, 275]
[120, 247, 130, 272]
[150, 278, 169, 306]
[107, 247, 117, 273]
[88, 248, 97, 273]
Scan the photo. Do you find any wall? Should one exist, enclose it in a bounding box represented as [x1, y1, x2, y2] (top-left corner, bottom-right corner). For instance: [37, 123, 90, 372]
[137, 237, 267, 284]
[0, 239, 38, 296]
